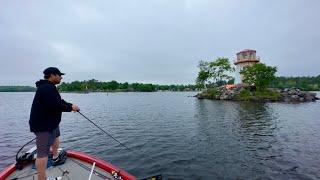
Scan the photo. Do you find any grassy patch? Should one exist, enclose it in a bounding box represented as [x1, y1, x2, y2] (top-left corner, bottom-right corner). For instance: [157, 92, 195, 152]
[236, 89, 281, 101]
[207, 88, 220, 99]
[238, 89, 252, 101]
[254, 89, 281, 100]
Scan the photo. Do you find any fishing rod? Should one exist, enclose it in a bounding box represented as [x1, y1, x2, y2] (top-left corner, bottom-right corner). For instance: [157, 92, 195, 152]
[77, 111, 133, 152]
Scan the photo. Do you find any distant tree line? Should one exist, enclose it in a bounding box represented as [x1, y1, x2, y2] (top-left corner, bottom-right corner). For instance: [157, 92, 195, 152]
[57, 79, 200, 92]
[0, 86, 36, 92]
[1, 76, 319, 93]
[270, 76, 320, 91]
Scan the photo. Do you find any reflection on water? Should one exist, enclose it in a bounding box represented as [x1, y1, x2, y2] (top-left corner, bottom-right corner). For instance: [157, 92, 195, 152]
[0, 92, 319, 179]
[237, 102, 278, 154]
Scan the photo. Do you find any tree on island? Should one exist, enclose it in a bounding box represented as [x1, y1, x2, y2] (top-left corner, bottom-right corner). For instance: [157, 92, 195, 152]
[196, 58, 234, 90]
[209, 57, 234, 86]
[196, 61, 210, 91]
[240, 63, 277, 91]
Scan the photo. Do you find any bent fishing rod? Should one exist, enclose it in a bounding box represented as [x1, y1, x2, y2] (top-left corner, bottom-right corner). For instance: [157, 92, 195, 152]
[77, 111, 133, 152]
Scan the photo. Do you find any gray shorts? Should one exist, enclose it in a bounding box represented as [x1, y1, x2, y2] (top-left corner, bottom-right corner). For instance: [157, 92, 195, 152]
[35, 127, 60, 158]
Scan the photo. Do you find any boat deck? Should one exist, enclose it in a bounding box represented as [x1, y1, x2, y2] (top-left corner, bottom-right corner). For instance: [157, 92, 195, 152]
[6, 157, 116, 180]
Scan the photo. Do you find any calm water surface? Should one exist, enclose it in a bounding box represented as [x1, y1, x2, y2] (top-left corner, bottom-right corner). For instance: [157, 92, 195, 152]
[0, 92, 319, 179]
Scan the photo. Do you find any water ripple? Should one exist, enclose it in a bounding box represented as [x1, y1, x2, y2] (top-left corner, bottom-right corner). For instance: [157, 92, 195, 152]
[1, 92, 320, 179]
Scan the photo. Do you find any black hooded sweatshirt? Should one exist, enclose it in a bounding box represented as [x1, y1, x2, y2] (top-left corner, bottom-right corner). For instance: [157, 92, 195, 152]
[29, 80, 72, 132]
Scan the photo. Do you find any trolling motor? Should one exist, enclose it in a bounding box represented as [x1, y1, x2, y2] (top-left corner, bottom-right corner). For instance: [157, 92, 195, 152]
[15, 146, 37, 170]
[15, 144, 68, 170]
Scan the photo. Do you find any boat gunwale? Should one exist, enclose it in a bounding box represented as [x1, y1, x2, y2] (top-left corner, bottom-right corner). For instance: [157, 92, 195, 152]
[0, 164, 16, 179]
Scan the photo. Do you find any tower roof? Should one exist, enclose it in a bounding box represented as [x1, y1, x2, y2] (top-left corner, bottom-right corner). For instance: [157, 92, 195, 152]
[236, 49, 256, 55]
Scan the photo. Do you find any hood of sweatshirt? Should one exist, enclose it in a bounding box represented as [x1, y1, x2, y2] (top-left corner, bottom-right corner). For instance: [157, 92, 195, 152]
[35, 80, 54, 87]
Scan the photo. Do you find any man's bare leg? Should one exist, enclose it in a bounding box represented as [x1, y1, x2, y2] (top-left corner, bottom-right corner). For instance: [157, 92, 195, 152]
[36, 157, 48, 180]
[52, 137, 60, 158]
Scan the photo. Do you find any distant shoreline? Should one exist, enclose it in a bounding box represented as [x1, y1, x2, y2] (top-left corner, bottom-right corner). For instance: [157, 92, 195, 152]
[1, 87, 319, 93]
[0, 86, 198, 93]
[60, 90, 199, 93]
[0, 86, 36, 92]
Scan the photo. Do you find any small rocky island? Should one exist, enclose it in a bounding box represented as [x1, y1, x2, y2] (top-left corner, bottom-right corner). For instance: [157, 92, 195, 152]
[196, 49, 319, 103]
[196, 85, 319, 102]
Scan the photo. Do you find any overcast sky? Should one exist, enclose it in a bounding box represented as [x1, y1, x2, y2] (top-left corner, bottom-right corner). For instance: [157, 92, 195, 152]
[1, 0, 319, 86]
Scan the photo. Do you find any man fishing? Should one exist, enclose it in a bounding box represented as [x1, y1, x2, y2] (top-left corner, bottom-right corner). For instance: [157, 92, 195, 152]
[29, 67, 80, 180]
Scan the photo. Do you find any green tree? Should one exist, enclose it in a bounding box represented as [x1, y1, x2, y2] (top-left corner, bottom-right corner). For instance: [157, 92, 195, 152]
[196, 61, 210, 91]
[240, 63, 277, 91]
[196, 58, 234, 90]
[108, 80, 119, 90]
[138, 84, 155, 92]
[208, 57, 234, 86]
[119, 82, 129, 90]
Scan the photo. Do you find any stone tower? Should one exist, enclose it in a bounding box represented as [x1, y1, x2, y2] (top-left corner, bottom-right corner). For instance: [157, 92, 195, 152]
[234, 49, 260, 84]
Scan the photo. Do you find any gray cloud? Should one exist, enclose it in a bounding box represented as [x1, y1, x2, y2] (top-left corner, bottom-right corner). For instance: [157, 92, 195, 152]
[1, 0, 319, 86]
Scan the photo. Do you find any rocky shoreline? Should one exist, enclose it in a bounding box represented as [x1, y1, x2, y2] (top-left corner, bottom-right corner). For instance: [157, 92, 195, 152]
[196, 86, 319, 102]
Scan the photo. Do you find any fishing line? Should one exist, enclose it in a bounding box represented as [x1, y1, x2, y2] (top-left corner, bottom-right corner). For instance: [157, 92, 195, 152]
[77, 111, 133, 152]
[77, 111, 163, 179]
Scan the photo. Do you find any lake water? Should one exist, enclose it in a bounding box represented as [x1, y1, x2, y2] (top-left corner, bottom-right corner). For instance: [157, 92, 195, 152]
[0, 92, 319, 179]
